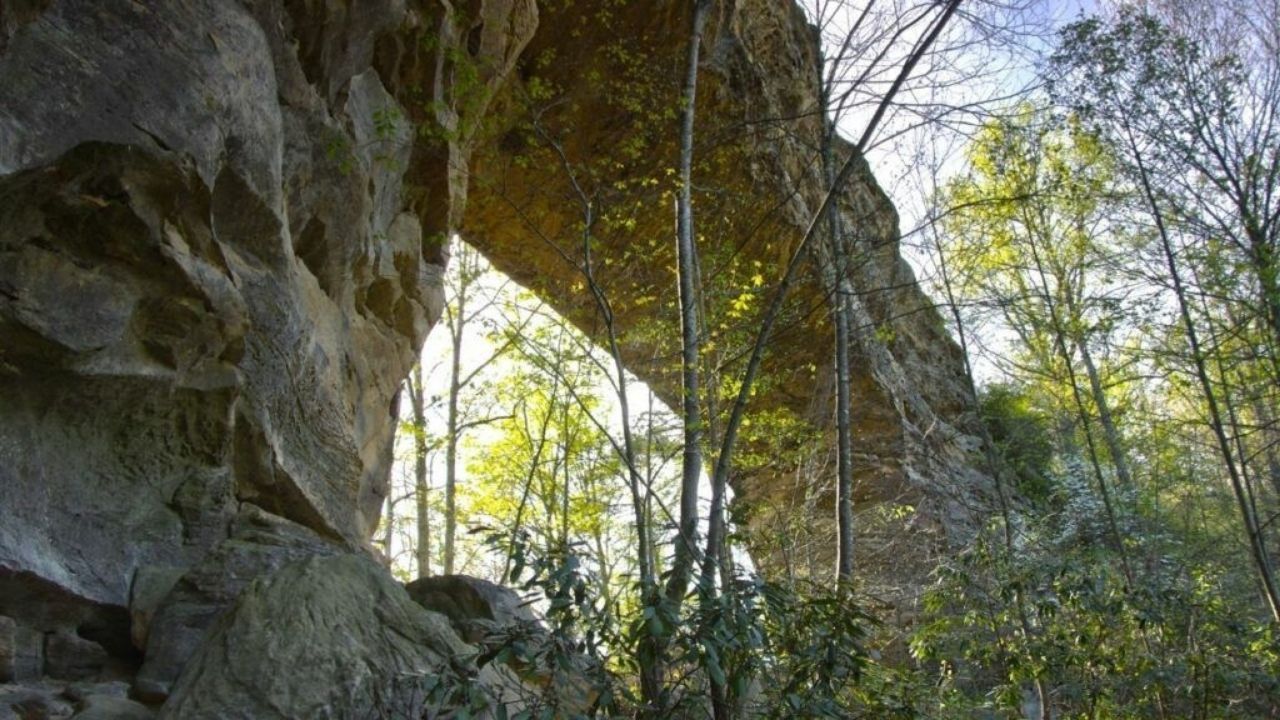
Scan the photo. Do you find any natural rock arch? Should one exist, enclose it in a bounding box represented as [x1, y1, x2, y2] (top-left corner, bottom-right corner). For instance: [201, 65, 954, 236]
[0, 0, 988, 711]
[416, 0, 990, 583]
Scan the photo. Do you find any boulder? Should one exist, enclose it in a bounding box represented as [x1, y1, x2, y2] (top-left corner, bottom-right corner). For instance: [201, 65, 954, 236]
[42, 632, 108, 682]
[0, 617, 41, 682]
[134, 507, 340, 701]
[0, 682, 74, 720]
[405, 575, 539, 644]
[158, 554, 482, 720]
[407, 575, 598, 716]
[71, 696, 153, 720]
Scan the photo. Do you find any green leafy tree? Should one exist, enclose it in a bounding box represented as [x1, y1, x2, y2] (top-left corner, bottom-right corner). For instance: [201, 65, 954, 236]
[1051, 5, 1280, 622]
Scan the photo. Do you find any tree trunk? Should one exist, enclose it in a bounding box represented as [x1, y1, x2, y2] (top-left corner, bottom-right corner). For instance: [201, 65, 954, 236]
[411, 365, 432, 578]
[1058, 281, 1134, 492]
[1023, 227, 1136, 584]
[820, 100, 856, 586]
[666, 0, 711, 608]
[443, 248, 469, 576]
[1128, 127, 1280, 623]
[928, 205, 1050, 718]
[1251, 398, 1280, 499]
[1074, 336, 1134, 490]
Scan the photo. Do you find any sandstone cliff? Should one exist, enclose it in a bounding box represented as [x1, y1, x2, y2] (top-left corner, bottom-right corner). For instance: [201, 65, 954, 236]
[0, 0, 988, 715]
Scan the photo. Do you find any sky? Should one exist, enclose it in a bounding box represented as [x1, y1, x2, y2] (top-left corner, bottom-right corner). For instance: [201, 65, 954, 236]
[808, 0, 1102, 382]
[827, 0, 1099, 229]
[381, 244, 697, 579]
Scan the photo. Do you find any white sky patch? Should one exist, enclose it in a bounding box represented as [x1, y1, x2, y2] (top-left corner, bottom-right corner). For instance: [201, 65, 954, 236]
[382, 239, 737, 583]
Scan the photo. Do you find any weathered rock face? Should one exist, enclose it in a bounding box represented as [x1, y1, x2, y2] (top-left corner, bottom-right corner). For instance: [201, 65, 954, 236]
[158, 554, 476, 720]
[0, 0, 454, 605]
[134, 507, 342, 701]
[406, 574, 539, 645]
[0, 0, 479, 709]
[0, 678, 152, 719]
[0, 0, 987, 713]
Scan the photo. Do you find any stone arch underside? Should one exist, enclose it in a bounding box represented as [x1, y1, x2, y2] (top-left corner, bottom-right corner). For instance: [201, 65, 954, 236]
[450, 0, 992, 592]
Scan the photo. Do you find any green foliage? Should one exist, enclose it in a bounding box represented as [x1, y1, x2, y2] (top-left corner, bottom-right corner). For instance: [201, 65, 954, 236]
[465, 368, 624, 562]
[324, 131, 357, 176]
[488, 532, 629, 719]
[926, 61, 1280, 714]
[979, 383, 1054, 502]
[751, 581, 873, 718]
[940, 104, 1126, 352]
[914, 521, 1280, 719]
[470, 532, 881, 719]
